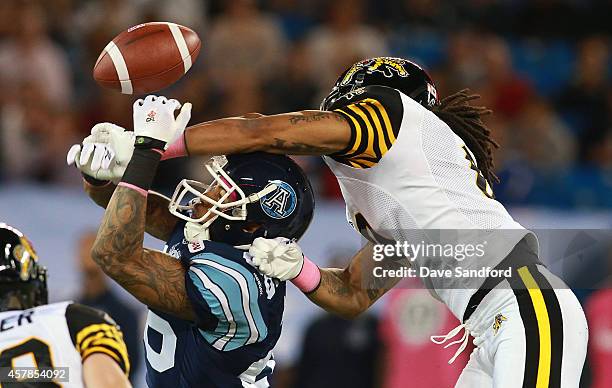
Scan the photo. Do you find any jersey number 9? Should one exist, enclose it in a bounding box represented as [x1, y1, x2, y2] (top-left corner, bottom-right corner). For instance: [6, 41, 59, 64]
[0, 337, 60, 387]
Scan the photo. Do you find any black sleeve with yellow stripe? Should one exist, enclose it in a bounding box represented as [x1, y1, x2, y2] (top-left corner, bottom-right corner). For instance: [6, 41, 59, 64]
[329, 85, 404, 168]
[65, 303, 130, 375]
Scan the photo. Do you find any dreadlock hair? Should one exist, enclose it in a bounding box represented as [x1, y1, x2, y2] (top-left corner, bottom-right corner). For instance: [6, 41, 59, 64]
[430, 89, 500, 184]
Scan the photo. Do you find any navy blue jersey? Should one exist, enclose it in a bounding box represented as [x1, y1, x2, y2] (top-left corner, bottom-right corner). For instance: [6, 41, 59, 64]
[144, 221, 285, 388]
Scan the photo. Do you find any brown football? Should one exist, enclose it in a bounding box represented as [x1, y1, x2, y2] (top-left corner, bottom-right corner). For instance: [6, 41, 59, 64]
[93, 22, 201, 95]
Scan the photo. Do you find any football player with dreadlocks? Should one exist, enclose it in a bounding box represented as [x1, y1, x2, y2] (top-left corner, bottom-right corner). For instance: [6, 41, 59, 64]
[69, 57, 588, 387]
[68, 97, 315, 387]
[0, 223, 131, 387]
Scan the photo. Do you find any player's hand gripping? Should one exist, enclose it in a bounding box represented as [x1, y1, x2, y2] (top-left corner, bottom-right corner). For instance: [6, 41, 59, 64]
[133, 95, 191, 149]
[67, 123, 135, 184]
[249, 237, 305, 281]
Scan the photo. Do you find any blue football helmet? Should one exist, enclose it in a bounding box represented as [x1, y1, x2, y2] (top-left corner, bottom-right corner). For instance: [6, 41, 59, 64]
[169, 153, 315, 247]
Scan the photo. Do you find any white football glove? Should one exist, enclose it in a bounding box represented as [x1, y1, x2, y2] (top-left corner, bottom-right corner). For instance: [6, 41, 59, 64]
[249, 237, 305, 281]
[66, 123, 135, 184]
[133, 95, 191, 148]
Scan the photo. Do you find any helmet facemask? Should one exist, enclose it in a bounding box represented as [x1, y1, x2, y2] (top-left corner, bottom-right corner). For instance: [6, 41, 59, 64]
[168, 156, 278, 243]
[0, 276, 47, 311]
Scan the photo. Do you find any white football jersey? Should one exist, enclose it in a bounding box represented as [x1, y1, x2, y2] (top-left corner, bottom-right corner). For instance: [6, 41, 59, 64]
[324, 85, 537, 319]
[0, 301, 129, 387]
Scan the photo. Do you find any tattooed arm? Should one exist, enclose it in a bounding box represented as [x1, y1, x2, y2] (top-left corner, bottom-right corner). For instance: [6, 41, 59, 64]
[184, 110, 352, 156]
[83, 180, 178, 241]
[90, 186, 195, 321]
[306, 243, 398, 319]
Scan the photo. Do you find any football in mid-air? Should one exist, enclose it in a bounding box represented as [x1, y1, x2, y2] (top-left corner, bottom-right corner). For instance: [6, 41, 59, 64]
[93, 22, 201, 95]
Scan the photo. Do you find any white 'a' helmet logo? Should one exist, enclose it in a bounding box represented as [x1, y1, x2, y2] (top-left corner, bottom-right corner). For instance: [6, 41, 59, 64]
[260, 180, 297, 219]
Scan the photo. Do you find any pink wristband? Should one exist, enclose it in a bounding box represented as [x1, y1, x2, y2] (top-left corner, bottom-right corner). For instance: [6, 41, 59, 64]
[291, 256, 321, 293]
[118, 182, 148, 197]
[161, 133, 187, 160]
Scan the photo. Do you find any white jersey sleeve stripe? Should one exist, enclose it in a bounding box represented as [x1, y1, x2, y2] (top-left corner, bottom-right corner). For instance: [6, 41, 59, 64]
[190, 267, 237, 350]
[193, 259, 260, 345]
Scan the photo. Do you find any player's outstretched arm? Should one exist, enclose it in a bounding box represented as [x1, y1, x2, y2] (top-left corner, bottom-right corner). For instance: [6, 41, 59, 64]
[307, 243, 394, 319]
[91, 96, 196, 321]
[183, 110, 352, 156]
[91, 184, 195, 321]
[250, 239, 398, 319]
[83, 353, 132, 388]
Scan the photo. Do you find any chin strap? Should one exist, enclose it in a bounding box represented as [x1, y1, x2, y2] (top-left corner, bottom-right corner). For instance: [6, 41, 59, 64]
[184, 222, 210, 243]
[183, 223, 253, 251]
[246, 184, 278, 202]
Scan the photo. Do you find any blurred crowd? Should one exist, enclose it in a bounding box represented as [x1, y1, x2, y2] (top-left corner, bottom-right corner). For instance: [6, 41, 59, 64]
[0, 0, 610, 207]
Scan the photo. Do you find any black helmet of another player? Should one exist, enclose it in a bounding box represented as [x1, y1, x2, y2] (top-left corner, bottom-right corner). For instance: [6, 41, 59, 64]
[0, 224, 48, 311]
[169, 153, 315, 247]
[321, 57, 439, 111]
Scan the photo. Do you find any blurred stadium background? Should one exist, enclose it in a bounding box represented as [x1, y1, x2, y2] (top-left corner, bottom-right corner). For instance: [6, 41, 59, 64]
[0, 0, 610, 387]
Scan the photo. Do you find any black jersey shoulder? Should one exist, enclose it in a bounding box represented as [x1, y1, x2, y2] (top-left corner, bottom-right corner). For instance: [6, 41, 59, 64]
[328, 85, 404, 168]
[65, 303, 130, 374]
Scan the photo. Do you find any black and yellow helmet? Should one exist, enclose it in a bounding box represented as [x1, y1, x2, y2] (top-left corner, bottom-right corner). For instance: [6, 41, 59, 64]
[0, 223, 47, 311]
[321, 56, 439, 111]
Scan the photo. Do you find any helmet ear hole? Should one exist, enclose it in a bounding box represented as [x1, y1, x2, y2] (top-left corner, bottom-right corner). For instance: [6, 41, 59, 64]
[242, 222, 263, 233]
